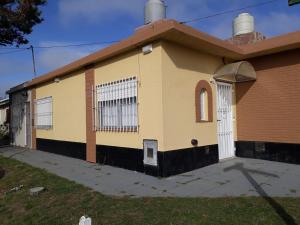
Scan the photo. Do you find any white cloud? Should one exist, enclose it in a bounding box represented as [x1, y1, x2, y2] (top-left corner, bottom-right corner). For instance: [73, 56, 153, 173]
[167, 0, 212, 21]
[0, 41, 107, 97]
[206, 11, 300, 39]
[166, 0, 250, 39]
[58, 0, 218, 25]
[166, 0, 300, 39]
[58, 0, 300, 39]
[36, 41, 107, 71]
[59, 0, 144, 25]
[0, 55, 32, 75]
[0, 55, 33, 97]
[208, 20, 237, 40]
[256, 12, 300, 37]
[57, 0, 247, 39]
[0, 83, 12, 98]
[199, 11, 300, 40]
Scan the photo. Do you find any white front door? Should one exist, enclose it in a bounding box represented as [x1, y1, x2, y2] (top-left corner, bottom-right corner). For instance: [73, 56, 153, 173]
[217, 82, 235, 160]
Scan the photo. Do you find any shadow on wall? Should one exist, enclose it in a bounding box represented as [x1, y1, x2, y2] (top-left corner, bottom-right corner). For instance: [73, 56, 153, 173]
[10, 91, 28, 144]
[248, 49, 300, 71]
[163, 42, 223, 75]
[235, 81, 255, 104]
[224, 163, 297, 225]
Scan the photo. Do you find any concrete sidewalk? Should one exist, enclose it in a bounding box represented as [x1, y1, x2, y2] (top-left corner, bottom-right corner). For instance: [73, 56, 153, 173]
[1, 146, 300, 198]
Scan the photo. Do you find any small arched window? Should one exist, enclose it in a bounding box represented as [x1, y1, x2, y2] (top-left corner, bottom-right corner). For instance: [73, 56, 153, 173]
[195, 80, 213, 122]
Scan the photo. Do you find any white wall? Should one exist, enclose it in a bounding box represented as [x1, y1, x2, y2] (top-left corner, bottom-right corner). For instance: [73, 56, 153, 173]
[0, 108, 7, 125]
[10, 90, 31, 147]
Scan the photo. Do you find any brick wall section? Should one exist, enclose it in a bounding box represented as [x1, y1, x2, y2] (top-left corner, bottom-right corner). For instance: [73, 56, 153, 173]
[236, 49, 300, 144]
[31, 89, 37, 149]
[85, 69, 96, 163]
[228, 32, 266, 45]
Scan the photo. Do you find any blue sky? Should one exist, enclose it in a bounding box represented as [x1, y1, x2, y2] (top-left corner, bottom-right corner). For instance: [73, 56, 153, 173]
[0, 0, 299, 98]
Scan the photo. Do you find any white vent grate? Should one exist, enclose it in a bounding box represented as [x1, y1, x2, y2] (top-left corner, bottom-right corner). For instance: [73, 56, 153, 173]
[96, 77, 138, 132]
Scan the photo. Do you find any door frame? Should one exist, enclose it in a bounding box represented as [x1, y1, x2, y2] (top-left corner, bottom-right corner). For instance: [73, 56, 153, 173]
[25, 101, 32, 148]
[216, 81, 235, 160]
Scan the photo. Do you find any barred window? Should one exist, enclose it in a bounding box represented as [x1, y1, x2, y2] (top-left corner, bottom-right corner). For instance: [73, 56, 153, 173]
[35, 97, 53, 129]
[96, 77, 138, 132]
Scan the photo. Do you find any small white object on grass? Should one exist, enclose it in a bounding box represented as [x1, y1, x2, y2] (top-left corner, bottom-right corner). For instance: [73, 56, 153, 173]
[79, 216, 92, 225]
[5, 185, 24, 195]
[29, 187, 45, 196]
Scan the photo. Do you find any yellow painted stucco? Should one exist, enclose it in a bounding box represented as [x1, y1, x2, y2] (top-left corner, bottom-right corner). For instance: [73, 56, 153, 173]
[94, 42, 164, 150]
[34, 40, 238, 152]
[161, 41, 237, 151]
[36, 71, 86, 143]
[232, 83, 238, 143]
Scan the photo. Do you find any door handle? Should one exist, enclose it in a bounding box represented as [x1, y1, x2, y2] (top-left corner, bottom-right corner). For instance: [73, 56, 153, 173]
[217, 120, 221, 122]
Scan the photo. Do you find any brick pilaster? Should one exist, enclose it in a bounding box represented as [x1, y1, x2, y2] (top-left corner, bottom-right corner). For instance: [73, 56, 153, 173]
[31, 89, 37, 149]
[85, 69, 96, 163]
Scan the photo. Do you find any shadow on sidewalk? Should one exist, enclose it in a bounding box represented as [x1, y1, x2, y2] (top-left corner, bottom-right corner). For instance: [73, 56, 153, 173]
[224, 162, 297, 225]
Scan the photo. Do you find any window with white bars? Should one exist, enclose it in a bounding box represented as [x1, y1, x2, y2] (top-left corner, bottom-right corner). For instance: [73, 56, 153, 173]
[96, 77, 138, 132]
[35, 97, 53, 129]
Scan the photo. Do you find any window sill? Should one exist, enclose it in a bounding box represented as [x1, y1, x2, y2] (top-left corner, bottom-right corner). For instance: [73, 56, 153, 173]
[196, 120, 212, 123]
[36, 126, 53, 130]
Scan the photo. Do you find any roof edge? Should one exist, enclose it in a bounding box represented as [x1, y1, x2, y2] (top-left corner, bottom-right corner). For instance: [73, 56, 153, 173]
[26, 19, 178, 89]
[6, 82, 28, 95]
[240, 29, 300, 57]
[9, 19, 300, 91]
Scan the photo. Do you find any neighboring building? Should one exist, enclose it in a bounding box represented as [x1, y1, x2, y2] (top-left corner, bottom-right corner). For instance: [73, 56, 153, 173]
[7, 9, 300, 176]
[0, 98, 10, 146]
[0, 98, 9, 126]
[6, 83, 32, 148]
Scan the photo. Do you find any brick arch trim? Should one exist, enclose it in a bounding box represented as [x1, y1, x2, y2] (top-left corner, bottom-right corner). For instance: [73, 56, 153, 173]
[195, 80, 213, 122]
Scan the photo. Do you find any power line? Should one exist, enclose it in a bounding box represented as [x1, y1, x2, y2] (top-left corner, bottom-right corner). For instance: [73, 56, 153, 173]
[180, 0, 279, 24]
[0, 40, 120, 77]
[0, 1, 280, 51]
[0, 0, 281, 52]
[0, 49, 27, 55]
[33, 41, 120, 49]
[0, 40, 120, 50]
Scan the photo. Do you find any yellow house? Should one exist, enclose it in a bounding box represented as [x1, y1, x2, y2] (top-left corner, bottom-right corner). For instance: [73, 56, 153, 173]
[7, 18, 300, 177]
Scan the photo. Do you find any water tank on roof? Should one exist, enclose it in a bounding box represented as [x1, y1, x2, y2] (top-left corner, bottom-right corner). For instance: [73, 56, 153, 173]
[233, 13, 255, 36]
[145, 0, 166, 25]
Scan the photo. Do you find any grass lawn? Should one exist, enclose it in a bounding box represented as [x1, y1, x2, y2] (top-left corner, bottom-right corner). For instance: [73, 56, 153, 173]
[0, 156, 300, 225]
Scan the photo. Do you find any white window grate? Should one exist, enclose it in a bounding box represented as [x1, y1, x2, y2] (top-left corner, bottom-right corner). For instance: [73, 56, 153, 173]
[35, 97, 53, 129]
[96, 77, 138, 132]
